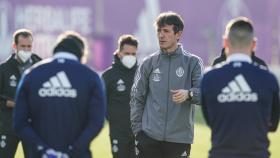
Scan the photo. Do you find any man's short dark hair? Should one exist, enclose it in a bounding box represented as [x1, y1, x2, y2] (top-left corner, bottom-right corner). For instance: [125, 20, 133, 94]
[154, 11, 184, 33]
[117, 34, 138, 51]
[53, 31, 87, 60]
[224, 17, 254, 49]
[13, 29, 33, 45]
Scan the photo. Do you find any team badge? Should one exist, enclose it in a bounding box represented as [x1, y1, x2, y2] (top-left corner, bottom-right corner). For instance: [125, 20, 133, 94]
[112, 139, 119, 153]
[135, 140, 140, 155]
[116, 79, 126, 92]
[9, 75, 17, 87]
[176, 67, 184, 77]
[152, 68, 161, 82]
[0, 135, 6, 148]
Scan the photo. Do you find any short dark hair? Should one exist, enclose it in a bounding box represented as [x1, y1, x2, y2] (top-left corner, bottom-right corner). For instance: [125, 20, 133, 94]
[53, 31, 87, 61]
[154, 11, 184, 33]
[224, 17, 254, 49]
[13, 29, 33, 45]
[117, 34, 138, 51]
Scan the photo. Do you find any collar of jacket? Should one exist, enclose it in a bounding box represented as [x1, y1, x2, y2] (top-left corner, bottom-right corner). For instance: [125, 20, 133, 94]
[160, 43, 183, 56]
[10, 53, 41, 65]
[112, 54, 137, 71]
[8, 53, 19, 66]
[221, 48, 256, 58]
[226, 53, 252, 63]
[7, 53, 41, 72]
[5, 54, 22, 75]
[53, 52, 78, 61]
[220, 48, 226, 57]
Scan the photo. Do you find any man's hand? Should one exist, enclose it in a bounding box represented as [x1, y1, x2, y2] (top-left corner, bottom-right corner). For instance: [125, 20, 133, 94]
[42, 149, 69, 158]
[6, 100, 15, 108]
[170, 89, 189, 104]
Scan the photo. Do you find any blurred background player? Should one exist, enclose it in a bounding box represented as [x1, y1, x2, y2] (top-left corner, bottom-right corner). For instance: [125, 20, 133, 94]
[212, 47, 267, 69]
[0, 28, 41, 158]
[102, 34, 138, 158]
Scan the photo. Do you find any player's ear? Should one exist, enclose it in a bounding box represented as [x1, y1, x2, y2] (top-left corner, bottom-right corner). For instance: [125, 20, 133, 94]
[115, 50, 122, 58]
[12, 42, 17, 50]
[176, 31, 183, 40]
[252, 37, 257, 51]
[223, 37, 229, 48]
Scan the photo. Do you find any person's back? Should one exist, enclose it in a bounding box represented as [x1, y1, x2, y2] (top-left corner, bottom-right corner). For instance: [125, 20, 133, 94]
[27, 58, 102, 148]
[201, 61, 279, 158]
[201, 16, 279, 158]
[14, 31, 106, 158]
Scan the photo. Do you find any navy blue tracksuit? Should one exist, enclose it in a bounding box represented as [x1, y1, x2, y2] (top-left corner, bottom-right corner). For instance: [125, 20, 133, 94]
[201, 61, 280, 158]
[13, 56, 106, 158]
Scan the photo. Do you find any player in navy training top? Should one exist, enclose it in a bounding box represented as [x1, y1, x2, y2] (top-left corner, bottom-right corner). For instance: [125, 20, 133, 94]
[201, 17, 280, 158]
[13, 31, 106, 158]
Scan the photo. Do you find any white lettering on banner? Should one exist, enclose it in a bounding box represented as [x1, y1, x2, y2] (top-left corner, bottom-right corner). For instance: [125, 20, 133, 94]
[0, 0, 12, 58]
[70, 7, 91, 34]
[33, 34, 56, 58]
[14, 5, 92, 34]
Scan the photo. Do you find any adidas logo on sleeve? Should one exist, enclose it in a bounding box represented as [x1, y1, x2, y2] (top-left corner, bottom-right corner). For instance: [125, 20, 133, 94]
[38, 71, 77, 98]
[217, 74, 258, 103]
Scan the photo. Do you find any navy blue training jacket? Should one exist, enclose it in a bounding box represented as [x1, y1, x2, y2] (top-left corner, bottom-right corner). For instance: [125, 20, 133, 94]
[201, 61, 280, 158]
[13, 56, 106, 158]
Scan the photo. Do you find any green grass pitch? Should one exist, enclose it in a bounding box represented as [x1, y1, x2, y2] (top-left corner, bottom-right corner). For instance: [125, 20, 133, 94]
[15, 107, 280, 158]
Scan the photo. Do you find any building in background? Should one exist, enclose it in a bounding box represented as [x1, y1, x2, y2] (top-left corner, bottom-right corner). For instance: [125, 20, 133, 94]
[0, 0, 279, 69]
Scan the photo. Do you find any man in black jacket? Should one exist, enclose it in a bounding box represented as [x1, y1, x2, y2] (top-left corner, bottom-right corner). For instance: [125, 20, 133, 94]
[0, 29, 41, 158]
[212, 48, 268, 69]
[102, 34, 138, 158]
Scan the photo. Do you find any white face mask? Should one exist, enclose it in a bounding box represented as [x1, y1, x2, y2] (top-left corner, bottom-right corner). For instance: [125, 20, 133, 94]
[121, 55, 136, 69]
[17, 50, 32, 63]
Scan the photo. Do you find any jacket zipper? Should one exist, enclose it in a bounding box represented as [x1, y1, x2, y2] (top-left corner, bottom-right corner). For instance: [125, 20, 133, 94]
[163, 55, 171, 140]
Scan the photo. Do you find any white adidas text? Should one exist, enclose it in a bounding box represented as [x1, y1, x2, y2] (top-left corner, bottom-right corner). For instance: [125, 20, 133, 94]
[217, 92, 258, 103]
[39, 87, 77, 98]
[217, 74, 258, 103]
[38, 71, 77, 98]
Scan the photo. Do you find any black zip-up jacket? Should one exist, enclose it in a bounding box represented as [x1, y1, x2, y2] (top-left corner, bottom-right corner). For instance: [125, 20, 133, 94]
[0, 53, 41, 133]
[102, 55, 137, 138]
[212, 48, 268, 69]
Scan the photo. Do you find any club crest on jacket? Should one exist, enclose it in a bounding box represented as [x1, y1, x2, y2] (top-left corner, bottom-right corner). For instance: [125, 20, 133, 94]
[117, 79, 126, 92]
[176, 67, 184, 77]
[152, 68, 161, 82]
[9, 75, 17, 87]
